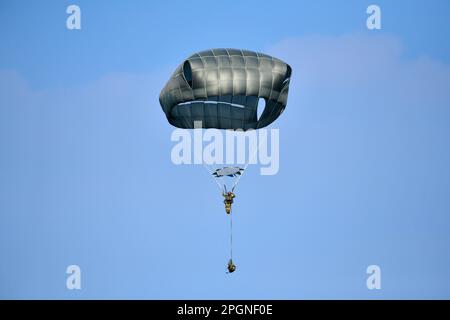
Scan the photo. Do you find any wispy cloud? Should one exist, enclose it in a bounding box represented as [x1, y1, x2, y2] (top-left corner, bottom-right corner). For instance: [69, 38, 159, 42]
[268, 33, 450, 107]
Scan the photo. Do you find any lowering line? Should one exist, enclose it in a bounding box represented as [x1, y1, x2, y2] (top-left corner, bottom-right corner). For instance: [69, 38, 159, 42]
[230, 211, 233, 260]
[226, 210, 237, 274]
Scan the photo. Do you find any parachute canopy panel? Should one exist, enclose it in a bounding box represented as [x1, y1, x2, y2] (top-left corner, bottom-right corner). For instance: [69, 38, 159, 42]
[159, 48, 292, 130]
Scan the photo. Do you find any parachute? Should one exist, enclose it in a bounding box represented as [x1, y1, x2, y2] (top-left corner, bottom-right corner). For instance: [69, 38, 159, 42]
[160, 48, 292, 272]
[160, 48, 291, 130]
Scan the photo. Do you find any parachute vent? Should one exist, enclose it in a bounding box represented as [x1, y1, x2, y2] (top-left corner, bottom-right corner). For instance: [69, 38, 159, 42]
[257, 97, 265, 121]
[183, 60, 193, 88]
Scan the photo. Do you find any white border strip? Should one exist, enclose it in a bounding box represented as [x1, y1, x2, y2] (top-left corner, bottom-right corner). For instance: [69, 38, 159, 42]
[178, 100, 245, 109]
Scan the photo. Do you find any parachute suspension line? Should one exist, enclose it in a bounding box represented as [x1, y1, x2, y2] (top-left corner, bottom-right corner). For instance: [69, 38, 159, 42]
[203, 162, 226, 191]
[193, 151, 223, 191]
[231, 161, 250, 192]
[213, 165, 227, 191]
[185, 123, 224, 191]
[231, 137, 265, 191]
[177, 120, 219, 189]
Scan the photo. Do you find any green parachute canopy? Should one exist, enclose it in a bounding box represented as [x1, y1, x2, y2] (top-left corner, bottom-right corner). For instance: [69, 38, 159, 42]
[159, 48, 292, 130]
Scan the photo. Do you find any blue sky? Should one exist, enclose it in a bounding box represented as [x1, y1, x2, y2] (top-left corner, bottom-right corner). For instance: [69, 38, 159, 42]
[1, 0, 450, 299]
